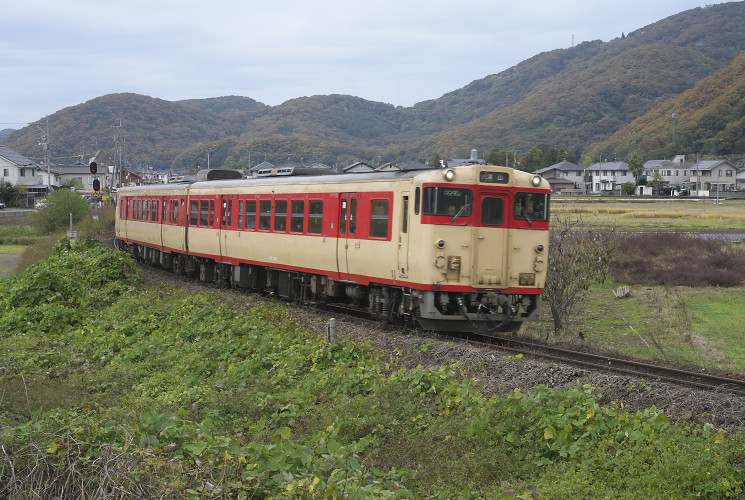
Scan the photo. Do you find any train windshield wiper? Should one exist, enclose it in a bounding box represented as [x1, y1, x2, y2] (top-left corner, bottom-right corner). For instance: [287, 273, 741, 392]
[451, 202, 470, 222]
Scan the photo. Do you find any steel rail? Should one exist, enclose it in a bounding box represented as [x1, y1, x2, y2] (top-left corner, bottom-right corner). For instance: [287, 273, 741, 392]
[464, 332, 745, 396]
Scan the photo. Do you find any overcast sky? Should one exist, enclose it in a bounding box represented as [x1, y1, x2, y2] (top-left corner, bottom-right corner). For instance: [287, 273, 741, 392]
[0, 0, 731, 127]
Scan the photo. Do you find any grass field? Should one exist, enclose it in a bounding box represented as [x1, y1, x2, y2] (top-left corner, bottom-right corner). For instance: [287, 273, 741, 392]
[554, 198, 745, 231]
[524, 284, 745, 373]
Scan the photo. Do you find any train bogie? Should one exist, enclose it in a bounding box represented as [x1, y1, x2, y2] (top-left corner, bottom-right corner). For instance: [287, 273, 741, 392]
[115, 164, 550, 333]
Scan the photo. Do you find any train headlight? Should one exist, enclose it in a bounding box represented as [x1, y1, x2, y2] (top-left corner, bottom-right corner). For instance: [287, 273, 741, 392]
[531, 175, 542, 187]
[536, 244, 544, 253]
[444, 169, 456, 181]
[519, 273, 536, 286]
[436, 239, 446, 248]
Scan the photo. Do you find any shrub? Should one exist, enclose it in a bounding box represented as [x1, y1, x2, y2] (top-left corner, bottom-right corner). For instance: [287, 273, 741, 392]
[28, 189, 90, 234]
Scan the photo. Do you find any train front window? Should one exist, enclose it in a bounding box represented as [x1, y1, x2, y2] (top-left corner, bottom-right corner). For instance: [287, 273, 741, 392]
[482, 197, 504, 226]
[423, 187, 473, 218]
[514, 192, 550, 223]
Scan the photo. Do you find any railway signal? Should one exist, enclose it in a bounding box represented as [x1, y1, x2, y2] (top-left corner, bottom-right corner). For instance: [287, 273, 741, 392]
[89, 161, 98, 174]
[93, 179, 100, 192]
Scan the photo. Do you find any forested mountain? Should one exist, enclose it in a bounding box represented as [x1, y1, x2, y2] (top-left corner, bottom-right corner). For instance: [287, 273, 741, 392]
[3, 2, 745, 170]
[176, 96, 267, 115]
[585, 51, 745, 160]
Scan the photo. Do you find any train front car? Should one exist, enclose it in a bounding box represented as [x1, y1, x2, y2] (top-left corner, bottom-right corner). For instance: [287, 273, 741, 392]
[408, 165, 550, 333]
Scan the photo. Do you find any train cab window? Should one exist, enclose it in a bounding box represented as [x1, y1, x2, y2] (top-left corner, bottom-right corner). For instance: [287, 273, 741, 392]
[370, 199, 390, 238]
[514, 192, 550, 222]
[423, 187, 472, 218]
[308, 200, 323, 234]
[414, 187, 420, 215]
[291, 200, 304, 233]
[274, 200, 288, 232]
[190, 201, 199, 225]
[246, 200, 257, 230]
[259, 201, 271, 230]
[481, 197, 504, 226]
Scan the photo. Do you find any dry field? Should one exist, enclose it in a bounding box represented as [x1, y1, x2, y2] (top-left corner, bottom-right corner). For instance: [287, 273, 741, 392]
[553, 198, 745, 232]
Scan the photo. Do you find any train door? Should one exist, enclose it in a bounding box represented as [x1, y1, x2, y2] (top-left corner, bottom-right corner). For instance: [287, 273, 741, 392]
[336, 193, 359, 281]
[220, 195, 237, 259]
[472, 191, 510, 287]
[397, 192, 410, 279]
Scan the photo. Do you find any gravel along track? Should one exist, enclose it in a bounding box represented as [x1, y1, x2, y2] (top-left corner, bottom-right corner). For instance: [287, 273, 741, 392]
[139, 262, 745, 431]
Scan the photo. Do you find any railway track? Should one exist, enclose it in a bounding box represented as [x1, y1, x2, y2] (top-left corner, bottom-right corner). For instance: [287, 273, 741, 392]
[139, 260, 745, 397]
[461, 331, 745, 396]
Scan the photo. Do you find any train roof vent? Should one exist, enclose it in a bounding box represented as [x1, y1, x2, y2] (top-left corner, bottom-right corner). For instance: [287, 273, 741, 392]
[196, 169, 244, 181]
[256, 166, 336, 177]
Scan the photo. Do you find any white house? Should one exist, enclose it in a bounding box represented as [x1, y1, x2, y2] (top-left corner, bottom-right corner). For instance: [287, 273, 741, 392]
[0, 146, 59, 204]
[586, 161, 634, 194]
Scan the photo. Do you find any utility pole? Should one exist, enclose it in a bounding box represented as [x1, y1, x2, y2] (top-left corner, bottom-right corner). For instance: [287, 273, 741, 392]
[110, 120, 123, 188]
[33, 119, 51, 193]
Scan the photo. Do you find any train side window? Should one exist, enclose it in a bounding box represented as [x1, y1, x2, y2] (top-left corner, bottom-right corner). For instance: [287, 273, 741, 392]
[238, 201, 244, 229]
[370, 199, 389, 238]
[247, 200, 258, 230]
[414, 187, 420, 215]
[309, 200, 323, 234]
[340, 200, 347, 235]
[190, 201, 199, 225]
[200, 201, 209, 226]
[150, 200, 157, 222]
[402, 196, 409, 233]
[349, 198, 357, 234]
[163, 200, 169, 224]
[259, 200, 271, 230]
[275, 200, 287, 232]
[173, 200, 179, 225]
[482, 197, 504, 226]
[291, 200, 304, 233]
[209, 201, 215, 227]
[223, 199, 233, 227]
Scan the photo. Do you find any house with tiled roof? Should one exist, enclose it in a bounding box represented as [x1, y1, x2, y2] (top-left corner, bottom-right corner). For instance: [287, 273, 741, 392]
[534, 161, 586, 194]
[686, 159, 738, 195]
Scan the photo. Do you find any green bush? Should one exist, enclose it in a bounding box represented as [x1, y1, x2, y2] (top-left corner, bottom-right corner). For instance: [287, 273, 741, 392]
[28, 189, 90, 234]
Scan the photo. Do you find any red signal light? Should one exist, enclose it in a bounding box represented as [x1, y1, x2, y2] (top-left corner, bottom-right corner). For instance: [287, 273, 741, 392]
[93, 179, 100, 191]
[89, 162, 98, 174]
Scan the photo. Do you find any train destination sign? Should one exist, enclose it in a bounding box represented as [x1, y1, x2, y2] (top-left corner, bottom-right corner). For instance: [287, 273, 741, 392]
[479, 171, 509, 184]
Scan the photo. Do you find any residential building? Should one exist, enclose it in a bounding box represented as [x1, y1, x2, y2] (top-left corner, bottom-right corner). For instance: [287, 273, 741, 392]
[686, 159, 738, 195]
[0, 146, 58, 205]
[586, 161, 633, 194]
[534, 161, 586, 194]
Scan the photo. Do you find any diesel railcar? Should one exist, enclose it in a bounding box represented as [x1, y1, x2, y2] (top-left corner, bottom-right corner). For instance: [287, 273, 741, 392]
[114, 164, 551, 333]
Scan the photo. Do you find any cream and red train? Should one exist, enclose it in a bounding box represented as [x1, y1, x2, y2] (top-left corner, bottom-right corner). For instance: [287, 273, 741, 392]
[114, 164, 551, 333]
